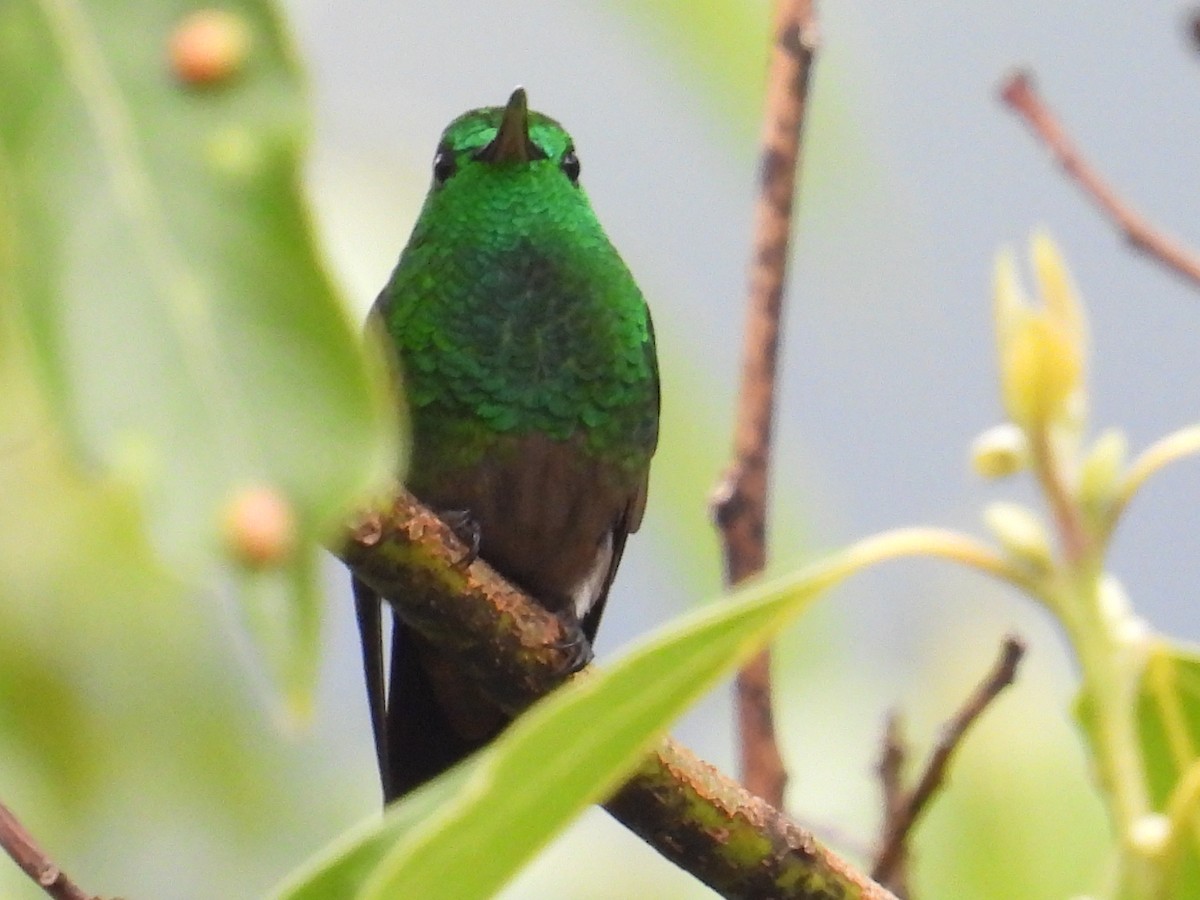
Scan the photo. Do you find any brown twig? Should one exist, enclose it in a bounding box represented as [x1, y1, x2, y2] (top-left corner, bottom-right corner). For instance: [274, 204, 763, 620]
[871, 635, 1026, 886]
[710, 0, 819, 810]
[340, 488, 897, 900]
[0, 799, 96, 900]
[875, 715, 911, 898]
[999, 69, 1200, 290]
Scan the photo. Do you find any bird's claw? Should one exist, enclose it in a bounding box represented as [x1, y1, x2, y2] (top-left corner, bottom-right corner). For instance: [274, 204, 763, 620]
[551, 611, 594, 675]
[439, 509, 482, 569]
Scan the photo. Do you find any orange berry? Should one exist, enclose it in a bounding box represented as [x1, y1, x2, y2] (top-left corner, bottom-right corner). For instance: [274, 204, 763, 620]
[169, 9, 251, 86]
[223, 485, 295, 568]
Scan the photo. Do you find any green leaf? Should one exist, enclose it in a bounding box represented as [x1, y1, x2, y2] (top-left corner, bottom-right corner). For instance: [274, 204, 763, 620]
[274, 765, 477, 900]
[1076, 642, 1200, 898]
[274, 562, 839, 900]
[1137, 644, 1200, 897]
[612, 0, 767, 134]
[0, 0, 397, 709]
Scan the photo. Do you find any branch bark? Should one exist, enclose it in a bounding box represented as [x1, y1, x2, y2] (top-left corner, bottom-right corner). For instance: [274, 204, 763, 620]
[871, 635, 1026, 887]
[0, 799, 97, 900]
[874, 715, 911, 898]
[711, 0, 819, 810]
[1000, 69, 1200, 290]
[339, 489, 896, 900]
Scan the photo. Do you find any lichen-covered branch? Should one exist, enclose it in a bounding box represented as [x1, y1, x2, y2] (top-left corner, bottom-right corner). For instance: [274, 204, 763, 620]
[337, 489, 895, 900]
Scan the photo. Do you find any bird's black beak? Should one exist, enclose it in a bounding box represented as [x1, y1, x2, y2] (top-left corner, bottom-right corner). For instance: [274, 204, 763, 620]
[477, 88, 545, 164]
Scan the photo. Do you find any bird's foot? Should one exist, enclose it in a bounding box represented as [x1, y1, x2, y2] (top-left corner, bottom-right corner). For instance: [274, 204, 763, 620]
[438, 509, 481, 569]
[550, 609, 594, 675]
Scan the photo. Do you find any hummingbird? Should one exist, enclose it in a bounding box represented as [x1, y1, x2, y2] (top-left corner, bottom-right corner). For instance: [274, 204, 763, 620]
[354, 88, 660, 803]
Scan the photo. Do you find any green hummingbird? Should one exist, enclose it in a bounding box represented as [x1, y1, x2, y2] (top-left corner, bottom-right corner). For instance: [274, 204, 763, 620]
[354, 88, 659, 803]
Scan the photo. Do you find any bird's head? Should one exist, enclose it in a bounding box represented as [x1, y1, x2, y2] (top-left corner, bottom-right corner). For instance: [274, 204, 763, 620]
[414, 88, 593, 235]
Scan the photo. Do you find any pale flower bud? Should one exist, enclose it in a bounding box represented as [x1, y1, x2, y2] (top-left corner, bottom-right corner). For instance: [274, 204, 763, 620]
[971, 423, 1029, 479]
[1078, 429, 1127, 523]
[984, 501, 1053, 571]
[1130, 814, 1170, 857]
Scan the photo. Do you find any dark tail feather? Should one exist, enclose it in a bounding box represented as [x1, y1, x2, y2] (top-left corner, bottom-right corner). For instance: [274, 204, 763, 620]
[352, 577, 393, 801]
[383, 616, 484, 802]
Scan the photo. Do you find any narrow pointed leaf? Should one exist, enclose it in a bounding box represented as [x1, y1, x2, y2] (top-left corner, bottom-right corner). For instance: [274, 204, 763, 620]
[276, 562, 839, 900]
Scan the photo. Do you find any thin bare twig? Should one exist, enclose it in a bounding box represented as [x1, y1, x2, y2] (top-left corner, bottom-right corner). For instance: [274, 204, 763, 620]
[872, 635, 1026, 886]
[0, 799, 96, 900]
[710, 0, 819, 810]
[875, 715, 911, 898]
[1000, 69, 1200, 290]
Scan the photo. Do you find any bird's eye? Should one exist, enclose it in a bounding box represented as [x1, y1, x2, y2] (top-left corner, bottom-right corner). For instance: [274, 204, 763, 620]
[432, 149, 457, 184]
[561, 149, 580, 184]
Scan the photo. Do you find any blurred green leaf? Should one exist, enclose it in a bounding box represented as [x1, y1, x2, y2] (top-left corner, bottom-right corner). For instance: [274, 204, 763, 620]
[1076, 641, 1200, 898]
[276, 765, 475, 900]
[1136, 644, 1200, 897]
[919, 612, 1108, 900]
[612, 0, 767, 132]
[275, 563, 833, 900]
[0, 0, 397, 708]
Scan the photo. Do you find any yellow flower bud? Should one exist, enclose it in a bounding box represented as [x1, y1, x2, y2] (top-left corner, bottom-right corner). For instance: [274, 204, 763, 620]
[993, 248, 1026, 363]
[992, 235, 1087, 431]
[1032, 230, 1087, 360]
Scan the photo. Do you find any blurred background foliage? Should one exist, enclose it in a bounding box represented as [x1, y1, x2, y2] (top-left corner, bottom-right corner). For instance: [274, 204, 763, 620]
[4, 0, 1199, 897]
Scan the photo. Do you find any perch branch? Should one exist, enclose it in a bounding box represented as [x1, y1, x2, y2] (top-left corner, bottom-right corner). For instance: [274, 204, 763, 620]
[339, 489, 896, 900]
[871, 635, 1026, 885]
[710, 0, 819, 809]
[1000, 70, 1200, 290]
[0, 799, 96, 900]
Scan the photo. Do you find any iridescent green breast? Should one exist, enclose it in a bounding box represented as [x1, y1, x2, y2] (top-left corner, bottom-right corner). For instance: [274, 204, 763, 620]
[376, 103, 658, 475]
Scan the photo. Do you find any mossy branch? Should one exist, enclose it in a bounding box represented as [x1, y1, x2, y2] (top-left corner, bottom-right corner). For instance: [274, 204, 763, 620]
[336, 487, 899, 900]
